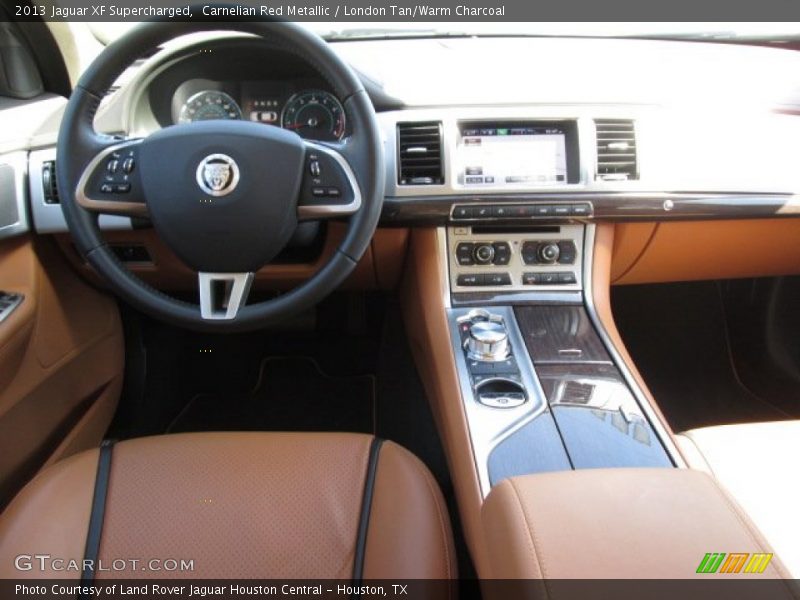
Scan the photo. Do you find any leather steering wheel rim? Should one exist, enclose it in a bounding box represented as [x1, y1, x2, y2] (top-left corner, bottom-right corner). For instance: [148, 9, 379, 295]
[57, 20, 384, 332]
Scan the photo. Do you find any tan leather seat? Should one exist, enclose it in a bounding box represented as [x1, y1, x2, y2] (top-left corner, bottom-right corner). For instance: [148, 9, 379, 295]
[677, 421, 800, 578]
[0, 432, 456, 582]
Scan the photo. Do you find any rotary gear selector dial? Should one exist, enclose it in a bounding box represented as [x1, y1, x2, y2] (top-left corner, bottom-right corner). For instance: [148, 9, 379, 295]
[467, 320, 509, 361]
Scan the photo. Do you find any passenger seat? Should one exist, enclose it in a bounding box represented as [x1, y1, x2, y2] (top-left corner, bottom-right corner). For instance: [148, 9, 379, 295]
[677, 421, 800, 578]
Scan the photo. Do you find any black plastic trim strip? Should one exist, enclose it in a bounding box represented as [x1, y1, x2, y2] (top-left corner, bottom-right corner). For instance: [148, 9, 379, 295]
[351, 437, 384, 594]
[379, 192, 799, 225]
[79, 439, 115, 597]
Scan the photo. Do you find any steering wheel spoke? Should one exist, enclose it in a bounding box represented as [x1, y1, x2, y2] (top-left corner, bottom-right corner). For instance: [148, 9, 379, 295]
[297, 140, 362, 220]
[76, 138, 148, 218]
[198, 272, 254, 320]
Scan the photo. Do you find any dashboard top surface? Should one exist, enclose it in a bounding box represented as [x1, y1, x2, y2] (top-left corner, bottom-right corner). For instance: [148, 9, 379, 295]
[9, 33, 800, 226]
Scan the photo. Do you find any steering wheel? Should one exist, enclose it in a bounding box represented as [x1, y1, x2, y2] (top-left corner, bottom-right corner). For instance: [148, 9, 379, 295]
[57, 21, 384, 332]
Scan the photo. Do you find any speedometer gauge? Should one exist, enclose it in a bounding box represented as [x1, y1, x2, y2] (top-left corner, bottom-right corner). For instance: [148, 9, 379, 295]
[281, 90, 345, 141]
[178, 91, 242, 124]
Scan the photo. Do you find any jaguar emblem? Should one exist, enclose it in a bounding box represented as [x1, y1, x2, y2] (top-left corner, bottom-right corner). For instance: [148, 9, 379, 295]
[196, 154, 239, 197]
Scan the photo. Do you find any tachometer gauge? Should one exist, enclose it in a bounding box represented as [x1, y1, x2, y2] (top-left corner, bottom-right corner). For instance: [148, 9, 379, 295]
[178, 90, 242, 124]
[281, 90, 346, 141]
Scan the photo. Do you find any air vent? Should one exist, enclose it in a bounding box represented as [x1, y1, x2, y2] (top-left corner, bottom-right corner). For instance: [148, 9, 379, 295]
[595, 119, 638, 181]
[561, 381, 595, 405]
[41, 160, 59, 204]
[397, 121, 444, 185]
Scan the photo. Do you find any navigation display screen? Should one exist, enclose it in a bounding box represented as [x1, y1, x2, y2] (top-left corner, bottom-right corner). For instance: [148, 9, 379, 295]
[457, 123, 571, 187]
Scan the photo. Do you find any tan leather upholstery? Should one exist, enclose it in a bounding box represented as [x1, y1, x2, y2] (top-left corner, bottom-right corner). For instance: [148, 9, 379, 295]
[0, 236, 124, 506]
[401, 228, 491, 575]
[612, 220, 800, 284]
[678, 422, 800, 578]
[481, 469, 793, 583]
[0, 432, 455, 581]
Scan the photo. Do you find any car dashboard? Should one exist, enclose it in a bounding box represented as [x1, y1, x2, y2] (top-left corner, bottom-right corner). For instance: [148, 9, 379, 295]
[13, 33, 800, 292]
[97, 34, 800, 215]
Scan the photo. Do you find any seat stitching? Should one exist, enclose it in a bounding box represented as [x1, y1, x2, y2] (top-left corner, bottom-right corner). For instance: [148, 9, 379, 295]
[408, 446, 453, 583]
[509, 479, 551, 598]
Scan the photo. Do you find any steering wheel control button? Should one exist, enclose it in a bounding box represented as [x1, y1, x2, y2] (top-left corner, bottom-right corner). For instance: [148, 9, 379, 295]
[99, 183, 114, 194]
[122, 158, 135, 174]
[297, 146, 359, 216]
[113, 183, 131, 193]
[106, 159, 119, 174]
[196, 153, 240, 197]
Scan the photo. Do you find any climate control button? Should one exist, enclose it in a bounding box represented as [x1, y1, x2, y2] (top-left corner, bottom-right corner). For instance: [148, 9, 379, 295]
[492, 242, 511, 265]
[455, 242, 474, 265]
[473, 243, 495, 265]
[557, 241, 577, 264]
[537, 242, 561, 263]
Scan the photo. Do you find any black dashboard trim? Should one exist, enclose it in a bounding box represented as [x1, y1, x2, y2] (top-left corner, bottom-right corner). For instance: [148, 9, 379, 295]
[380, 192, 800, 224]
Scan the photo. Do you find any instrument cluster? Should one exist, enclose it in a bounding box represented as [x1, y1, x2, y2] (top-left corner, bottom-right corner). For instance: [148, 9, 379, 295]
[172, 82, 346, 142]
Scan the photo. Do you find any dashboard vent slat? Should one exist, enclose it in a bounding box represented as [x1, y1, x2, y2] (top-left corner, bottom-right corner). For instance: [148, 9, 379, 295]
[397, 121, 444, 185]
[595, 119, 638, 181]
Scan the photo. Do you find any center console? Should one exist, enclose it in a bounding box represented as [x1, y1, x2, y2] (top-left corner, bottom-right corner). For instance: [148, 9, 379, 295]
[413, 117, 679, 496]
[398, 111, 686, 576]
[446, 226, 674, 494]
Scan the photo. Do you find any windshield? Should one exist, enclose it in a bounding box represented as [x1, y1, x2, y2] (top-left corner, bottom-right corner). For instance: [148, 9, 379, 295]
[89, 22, 800, 45]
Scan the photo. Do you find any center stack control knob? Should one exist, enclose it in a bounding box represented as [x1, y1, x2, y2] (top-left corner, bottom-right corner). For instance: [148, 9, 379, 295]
[467, 320, 509, 361]
[537, 242, 560, 263]
[473, 243, 495, 265]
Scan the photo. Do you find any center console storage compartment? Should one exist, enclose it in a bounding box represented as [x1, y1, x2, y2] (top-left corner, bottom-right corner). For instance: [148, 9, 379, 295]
[481, 468, 791, 584]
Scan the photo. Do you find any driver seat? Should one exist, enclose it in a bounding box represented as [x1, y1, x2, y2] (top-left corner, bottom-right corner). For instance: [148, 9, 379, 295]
[0, 432, 455, 581]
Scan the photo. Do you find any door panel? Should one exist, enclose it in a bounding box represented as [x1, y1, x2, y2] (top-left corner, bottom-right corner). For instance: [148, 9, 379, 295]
[0, 235, 124, 507]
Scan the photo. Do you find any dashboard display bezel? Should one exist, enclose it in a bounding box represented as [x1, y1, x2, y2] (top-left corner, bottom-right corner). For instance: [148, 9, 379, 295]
[456, 119, 581, 187]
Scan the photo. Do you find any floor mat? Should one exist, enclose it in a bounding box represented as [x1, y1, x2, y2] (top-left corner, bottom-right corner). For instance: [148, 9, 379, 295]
[167, 356, 375, 434]
[612, 282, 792, 433]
